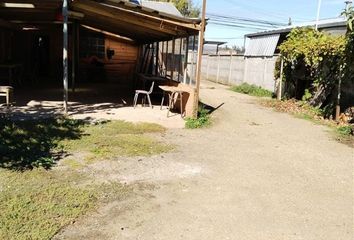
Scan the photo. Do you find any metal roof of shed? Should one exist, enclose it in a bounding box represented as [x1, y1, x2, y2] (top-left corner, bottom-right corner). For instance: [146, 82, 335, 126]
[245, 17, 346, 38]
[141, 1, 183, 17]
[244, 34, 280, 57]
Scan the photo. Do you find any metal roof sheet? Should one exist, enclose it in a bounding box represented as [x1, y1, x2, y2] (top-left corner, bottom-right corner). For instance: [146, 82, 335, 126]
[141, 1, 183, 17]
[244, 34, 280, 57]
[245, 17, 346, 38]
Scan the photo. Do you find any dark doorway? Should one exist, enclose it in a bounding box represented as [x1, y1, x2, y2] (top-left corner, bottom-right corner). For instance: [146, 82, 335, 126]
[31, 35, 50, 82]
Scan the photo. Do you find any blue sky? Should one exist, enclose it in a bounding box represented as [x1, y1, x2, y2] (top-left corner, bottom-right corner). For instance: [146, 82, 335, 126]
[194, 0, 347, 47]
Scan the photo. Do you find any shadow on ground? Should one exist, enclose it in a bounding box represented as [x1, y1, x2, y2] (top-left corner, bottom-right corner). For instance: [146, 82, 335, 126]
[0, 117, 87, 171]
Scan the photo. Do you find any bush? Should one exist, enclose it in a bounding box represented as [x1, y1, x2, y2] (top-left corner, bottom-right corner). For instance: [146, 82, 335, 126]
[230, 83, 273, 97]
[185, 106, 211, 129]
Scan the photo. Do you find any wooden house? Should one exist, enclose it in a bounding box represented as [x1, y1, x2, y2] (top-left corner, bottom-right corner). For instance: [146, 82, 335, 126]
[0, 0, 204, 117]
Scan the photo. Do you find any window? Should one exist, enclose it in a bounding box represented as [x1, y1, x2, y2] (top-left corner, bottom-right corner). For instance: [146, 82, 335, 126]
[80, 31, 105, 59]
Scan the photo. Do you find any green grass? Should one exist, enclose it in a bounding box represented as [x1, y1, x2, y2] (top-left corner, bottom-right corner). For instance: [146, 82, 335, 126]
[0, 118, 84, 170]
[337, 125, 353, 136]
[185, 106, 211, 129]
[230, 83, 273, 97]
[0, 118, 172, 239]
[0, 118, 172, 170]
[59, 121, 172, 163]
[0, 169, 99, 240]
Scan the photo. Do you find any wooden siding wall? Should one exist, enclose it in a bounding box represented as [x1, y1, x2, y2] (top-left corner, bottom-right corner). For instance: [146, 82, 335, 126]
[104, 36, 138, 85]
[78, 29, 138, 88]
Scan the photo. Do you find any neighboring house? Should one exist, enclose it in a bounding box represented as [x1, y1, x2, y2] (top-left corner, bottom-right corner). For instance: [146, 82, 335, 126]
[203, 41, 226, 55]
[244, 17, 347, 57]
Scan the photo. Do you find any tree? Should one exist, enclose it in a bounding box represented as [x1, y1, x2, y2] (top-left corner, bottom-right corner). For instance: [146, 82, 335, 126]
[150, 0, 200, 17]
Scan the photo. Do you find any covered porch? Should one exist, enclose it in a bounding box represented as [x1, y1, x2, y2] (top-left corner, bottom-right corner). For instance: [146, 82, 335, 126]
[0, 0, 205, 122]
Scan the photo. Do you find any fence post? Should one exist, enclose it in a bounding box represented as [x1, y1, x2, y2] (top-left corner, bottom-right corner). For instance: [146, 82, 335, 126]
[206, 55, 210, 80]
[263, 57, 267, 89]
[216, 53, 221, 83]
[228, 52, 233, 85]
[243, 56, 248, 84]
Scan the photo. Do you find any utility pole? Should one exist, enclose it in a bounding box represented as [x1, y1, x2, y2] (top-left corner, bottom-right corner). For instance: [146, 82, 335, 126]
[62, 0, 69, 114]
[194, 0, 206, 118]
[315, 0, 322, 30]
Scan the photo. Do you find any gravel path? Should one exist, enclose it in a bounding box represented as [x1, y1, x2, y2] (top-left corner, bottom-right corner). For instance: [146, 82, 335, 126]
[55, 81, 353, 240]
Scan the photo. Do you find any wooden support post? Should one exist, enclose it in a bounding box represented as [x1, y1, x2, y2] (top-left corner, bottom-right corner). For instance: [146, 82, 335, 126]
[160, 41, 164, 75]
[71, 20, 77, 93]
[171, 38, 175, 81]
[155, 42, 159, 76]
[63, 0, 69, 113]
[194, 0, 207, 117]
[277, 57, 284, 100]
[183, 37, 189, 84]
[178, 38, 182, 82]
[165, 41, 169, 77]
[192, 35, 196, 85]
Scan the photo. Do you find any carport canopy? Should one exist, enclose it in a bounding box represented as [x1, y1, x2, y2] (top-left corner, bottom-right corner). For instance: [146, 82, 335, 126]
[0, 0, 201, 43]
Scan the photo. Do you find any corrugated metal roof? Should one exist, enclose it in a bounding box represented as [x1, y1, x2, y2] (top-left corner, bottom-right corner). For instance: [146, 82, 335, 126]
[244, 34, 280, 57]
[245, 17, 346, 38]
[141, 1, 183, 17]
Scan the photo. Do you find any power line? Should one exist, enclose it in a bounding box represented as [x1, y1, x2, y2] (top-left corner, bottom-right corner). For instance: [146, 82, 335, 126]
[207, 12, 287, 27]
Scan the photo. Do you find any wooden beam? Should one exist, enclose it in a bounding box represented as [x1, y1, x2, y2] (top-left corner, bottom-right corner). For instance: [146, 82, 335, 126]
[81, 24, 135, 43]
[79, 12, 171, 40]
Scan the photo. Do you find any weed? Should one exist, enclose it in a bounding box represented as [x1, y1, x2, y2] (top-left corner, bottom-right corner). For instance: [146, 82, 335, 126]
[185, 106, 211, 129]
[0, 169, 98, 240]
[230, 83, 273, 97]
[60, 121, 172, 162]
[337, 125, 353, 136]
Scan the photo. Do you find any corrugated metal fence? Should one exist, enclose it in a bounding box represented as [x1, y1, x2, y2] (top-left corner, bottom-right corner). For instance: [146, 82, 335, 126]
[200, 54, 278, 92]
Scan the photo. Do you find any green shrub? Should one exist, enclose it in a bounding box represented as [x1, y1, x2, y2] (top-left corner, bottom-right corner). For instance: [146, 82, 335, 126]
[185, 106, 211, 129]
[230, 83, 273, 97]
[337, 125, 353, 136]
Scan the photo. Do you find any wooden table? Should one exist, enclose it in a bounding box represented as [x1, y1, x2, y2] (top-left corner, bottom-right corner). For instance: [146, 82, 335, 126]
[0, 86, 14, 106]
[138, 73, 170, 88]
[159, 85, 187, 118]
[0, 64, 23, 86]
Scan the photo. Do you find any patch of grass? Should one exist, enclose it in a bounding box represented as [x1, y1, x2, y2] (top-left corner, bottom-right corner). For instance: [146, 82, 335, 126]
[337, 125, 353, 136]
[230, 83, 273, 97]
[0, 169, 98, 240]
[0, 119, 166, 239]
[185, 106, 211, 129]
[60, 121, 172, 163]
[0, 118, 85, 170]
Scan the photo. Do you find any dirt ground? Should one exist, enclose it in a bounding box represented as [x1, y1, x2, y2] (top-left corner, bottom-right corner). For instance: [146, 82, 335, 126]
[54, 81, 353, 240]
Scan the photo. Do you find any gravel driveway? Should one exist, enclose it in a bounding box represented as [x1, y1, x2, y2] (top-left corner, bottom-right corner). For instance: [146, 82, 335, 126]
[56, 81, 353, 240]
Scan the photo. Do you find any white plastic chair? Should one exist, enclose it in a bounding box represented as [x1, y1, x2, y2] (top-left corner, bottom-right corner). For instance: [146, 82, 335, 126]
[133, 81, 154, 108]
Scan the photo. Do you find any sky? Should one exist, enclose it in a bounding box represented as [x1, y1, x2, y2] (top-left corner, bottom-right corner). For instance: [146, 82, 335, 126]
[193, 0, 347, 47]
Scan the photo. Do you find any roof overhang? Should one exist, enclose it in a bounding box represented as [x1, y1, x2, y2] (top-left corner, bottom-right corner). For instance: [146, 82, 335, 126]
[0, 0, 201, 43]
